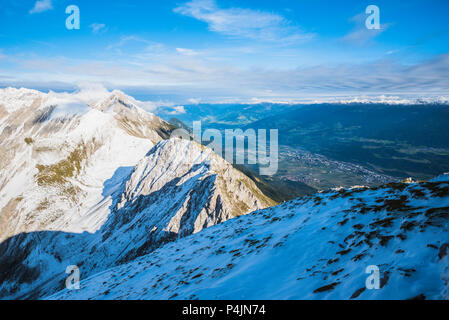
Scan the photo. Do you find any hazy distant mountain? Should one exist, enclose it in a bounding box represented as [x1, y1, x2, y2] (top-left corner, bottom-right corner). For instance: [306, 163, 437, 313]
[246, 103, 449, 180]
[158, 103, 296, 129]
[158, 102, 449, 190]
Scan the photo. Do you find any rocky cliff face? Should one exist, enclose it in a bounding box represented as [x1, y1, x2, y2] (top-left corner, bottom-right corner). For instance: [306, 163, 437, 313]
[0, 88, 274, 299]
[105, 139, 274, 256]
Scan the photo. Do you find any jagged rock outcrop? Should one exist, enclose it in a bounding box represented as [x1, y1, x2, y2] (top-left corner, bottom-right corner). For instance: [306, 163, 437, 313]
[0, 88, 274, 299]
[100, 138, 274, 264]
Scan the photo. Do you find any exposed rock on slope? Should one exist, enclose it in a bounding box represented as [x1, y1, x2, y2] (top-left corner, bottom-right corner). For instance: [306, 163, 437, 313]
[0, 138, 273, 299]
[108, 138, 274, 250]
[0, 88, 274, 299]
[0, 88, 174, 242]
[48, 175, 449, 300]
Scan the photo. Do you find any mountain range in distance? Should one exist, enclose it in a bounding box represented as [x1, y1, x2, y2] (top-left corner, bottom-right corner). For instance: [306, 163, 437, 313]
[0, 87, 448, 300]
[162, 102, 449, 190]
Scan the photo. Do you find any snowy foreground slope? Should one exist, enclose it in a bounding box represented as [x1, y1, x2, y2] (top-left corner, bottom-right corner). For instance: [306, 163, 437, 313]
[49, 175, 449, 300]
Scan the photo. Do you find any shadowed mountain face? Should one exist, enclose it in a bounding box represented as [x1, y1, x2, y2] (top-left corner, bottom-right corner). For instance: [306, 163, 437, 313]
[0, 89, 273, 299]
[0, 139, 273, 299]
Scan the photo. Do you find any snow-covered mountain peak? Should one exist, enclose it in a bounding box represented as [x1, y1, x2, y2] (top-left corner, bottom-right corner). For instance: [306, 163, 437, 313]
[90, 89, 141, 112]
[0, 88, 175, 242]
[0, 87, 158, 123]
[0, 88, 276, 300]
[0, 87, 45, 113]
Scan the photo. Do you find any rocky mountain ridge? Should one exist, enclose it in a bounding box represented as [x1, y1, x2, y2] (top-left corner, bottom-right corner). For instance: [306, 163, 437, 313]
[0, 88, 273, 299]
[49, 174, 449, 300]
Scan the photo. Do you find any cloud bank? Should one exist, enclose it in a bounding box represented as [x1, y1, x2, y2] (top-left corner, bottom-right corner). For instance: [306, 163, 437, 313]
[174, 0, 312, 43]
[3, 51, 449, 104]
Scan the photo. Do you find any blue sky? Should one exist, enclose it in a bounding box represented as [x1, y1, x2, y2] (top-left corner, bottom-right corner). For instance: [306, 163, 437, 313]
[1, 0, 448, 103]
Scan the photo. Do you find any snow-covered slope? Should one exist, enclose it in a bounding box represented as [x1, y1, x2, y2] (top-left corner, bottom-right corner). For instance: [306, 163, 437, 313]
[2, 87, 448, 301]
[0, 87, 175, 242]
[47, 175, 449, 300]
[0, 138, 274, 299]
[0, 88, 274, 299]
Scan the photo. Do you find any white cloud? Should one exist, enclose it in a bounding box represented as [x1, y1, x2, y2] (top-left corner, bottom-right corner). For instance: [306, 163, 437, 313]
[166, 106, 187, 115]
[106, 36, 164, 54]
[188, 98, 201, 104]
[174, 0, 312, 43]
[89, 23, 107, 34]
[4, 43, 449, 104]
[29, 0, 53, 14]
[73, 82, 111, 103]
[39, 83, 110, 118]
[36, 83, 165, 117]
[342, 12, 391, 45]
[176, 48, 199, 56]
